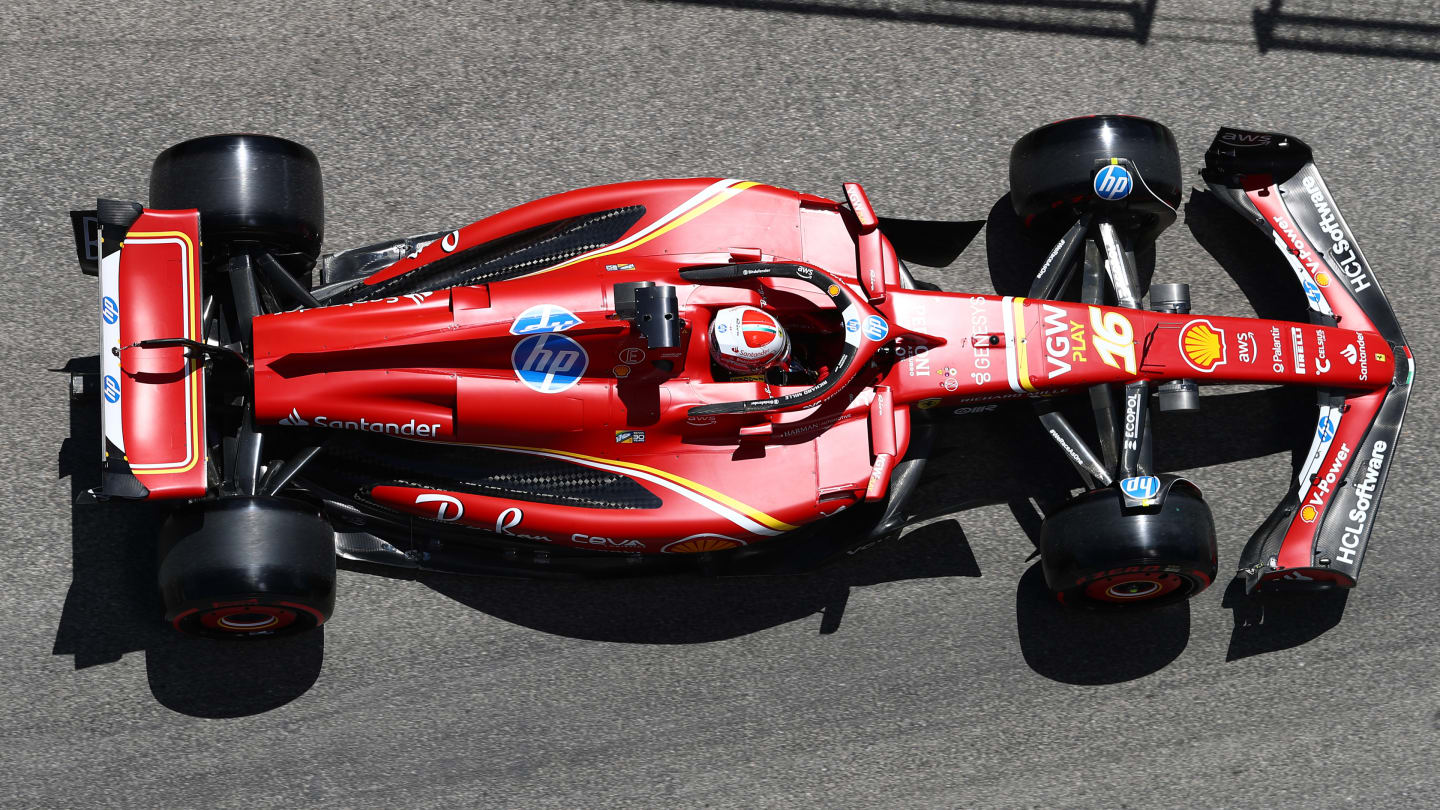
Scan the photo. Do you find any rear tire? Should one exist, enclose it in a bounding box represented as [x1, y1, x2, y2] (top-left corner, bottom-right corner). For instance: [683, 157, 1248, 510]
[1040, 484, 1217, 609]
[158, 497, 336, 639]
[1009, 115, 1181, 239]
[149, 134, 324, 272]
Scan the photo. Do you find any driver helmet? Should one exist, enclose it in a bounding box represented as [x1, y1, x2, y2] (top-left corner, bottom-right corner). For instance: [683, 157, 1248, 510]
[709, 305, 791, 374]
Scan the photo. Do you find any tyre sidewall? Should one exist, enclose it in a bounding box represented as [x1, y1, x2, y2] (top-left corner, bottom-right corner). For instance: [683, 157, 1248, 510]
[159, 497, 336, 639]
[1041, 484, 1218, 609]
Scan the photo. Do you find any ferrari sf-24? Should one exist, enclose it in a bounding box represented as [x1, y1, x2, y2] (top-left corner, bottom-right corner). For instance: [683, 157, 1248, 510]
[69, 116, 1412, 638]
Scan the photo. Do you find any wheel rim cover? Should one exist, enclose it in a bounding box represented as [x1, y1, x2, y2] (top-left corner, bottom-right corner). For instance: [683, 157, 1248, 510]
[1084, 571, 1184, 603]
[199, 605, 299, 633]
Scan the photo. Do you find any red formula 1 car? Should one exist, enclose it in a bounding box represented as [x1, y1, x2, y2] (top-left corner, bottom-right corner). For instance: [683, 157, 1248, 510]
[70, 116, 1412, 638]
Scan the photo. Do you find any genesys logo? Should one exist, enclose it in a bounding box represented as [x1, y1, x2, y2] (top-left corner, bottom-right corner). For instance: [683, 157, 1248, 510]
[280, 409, 442, 437]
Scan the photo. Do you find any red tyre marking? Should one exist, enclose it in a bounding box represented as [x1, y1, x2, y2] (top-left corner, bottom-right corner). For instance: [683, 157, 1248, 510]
[197, 605, 299, 633]
[170, 607, 199, 630]
[1082, 571, 1184, 603]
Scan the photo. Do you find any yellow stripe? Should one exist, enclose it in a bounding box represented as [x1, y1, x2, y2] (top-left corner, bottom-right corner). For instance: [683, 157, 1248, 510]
[539, 181, 759, 274]
[1110, 157, 1119, 165]
[489, 443, 798, 532]
[1012, 297, 1035, 392]
[127, 230, 204, 476]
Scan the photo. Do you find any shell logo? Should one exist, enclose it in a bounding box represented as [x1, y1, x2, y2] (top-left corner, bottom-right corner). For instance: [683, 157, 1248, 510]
[662, 534, 746, 553]
[1300, 504, 1318, 523]
[1315, 271, 1331, 287]
[1179, 319, 1227, 373]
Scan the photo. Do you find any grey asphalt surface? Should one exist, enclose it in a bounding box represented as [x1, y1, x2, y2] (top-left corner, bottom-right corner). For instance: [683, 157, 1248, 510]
[4, 0, 1439, 807]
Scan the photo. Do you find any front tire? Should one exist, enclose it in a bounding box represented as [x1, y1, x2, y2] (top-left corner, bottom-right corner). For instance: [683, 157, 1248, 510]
[158, 497, 336, 639]
[1039, 483, 1217, 609]
[1009, 114, 1181, 240]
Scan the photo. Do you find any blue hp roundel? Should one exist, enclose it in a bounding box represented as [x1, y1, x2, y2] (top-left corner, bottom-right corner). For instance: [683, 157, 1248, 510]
[513, 333, 588, 393]
[1316, 415, 1335, 442]
[863, 315, 889, 342]
[1094, 164, 1133, 201]
[102, 375, 120, 403]
[101, 296, 118, 325]
[1120, 475, 1161, 501]
[509, 304, 581, 335]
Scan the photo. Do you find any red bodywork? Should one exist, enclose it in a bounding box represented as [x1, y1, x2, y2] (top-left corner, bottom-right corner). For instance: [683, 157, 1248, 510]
[231, 177, 1397, 557]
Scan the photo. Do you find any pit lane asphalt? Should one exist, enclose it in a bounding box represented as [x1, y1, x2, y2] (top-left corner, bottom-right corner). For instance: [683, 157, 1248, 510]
[4, 1, 1439, 807]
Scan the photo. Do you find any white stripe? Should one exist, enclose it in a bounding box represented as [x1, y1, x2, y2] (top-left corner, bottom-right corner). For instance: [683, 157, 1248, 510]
[99, 249, 123, 456]
[539, 178, 743, 271]
[1001, 296, 1022, 393]
[481, 445, 779, 536]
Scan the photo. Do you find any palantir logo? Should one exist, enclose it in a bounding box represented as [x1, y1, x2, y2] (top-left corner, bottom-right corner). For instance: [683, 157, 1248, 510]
[1120, 475, 1161, 501]
[1094, 164, 1132, 201]
[513, 333, 588, 393]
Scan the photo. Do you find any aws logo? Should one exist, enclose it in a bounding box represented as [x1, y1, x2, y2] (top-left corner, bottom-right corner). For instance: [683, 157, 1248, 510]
[1179, 319, 1226, 373]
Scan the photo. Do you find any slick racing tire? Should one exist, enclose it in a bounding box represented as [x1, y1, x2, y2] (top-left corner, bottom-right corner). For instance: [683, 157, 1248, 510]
[158, 497, 336, 639]
[1009, 114, 1181, 237]
[1039, 484, 1217, 609]
[149, 134, 324, 270]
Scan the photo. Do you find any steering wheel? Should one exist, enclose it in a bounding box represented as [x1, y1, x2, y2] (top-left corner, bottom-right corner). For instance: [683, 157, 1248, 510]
[678, 263, 890, 415]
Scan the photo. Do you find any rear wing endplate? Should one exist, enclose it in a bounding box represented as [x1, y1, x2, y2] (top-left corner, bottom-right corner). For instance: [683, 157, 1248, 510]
[79, 200, 208, 501]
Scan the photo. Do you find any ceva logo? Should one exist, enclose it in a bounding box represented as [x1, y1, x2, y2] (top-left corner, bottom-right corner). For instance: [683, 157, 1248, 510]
[1094, 164, 1132, 201]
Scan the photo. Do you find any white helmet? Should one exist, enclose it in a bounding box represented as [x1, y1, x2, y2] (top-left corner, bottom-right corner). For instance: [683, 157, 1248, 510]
[709, 305, 791, 374]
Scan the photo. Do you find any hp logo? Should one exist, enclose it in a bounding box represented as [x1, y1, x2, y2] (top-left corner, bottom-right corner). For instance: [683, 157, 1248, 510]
[101, 296, 118, 325]
[509, 304, 580, 335]
[1094, 164, 1132, 201]
[102, 375, 120, 403]
[1317, 415, 1335, 442]
[1119, 475, 1161, 501]
[862, 315, 889, 342]
[513, 333, 588, 393]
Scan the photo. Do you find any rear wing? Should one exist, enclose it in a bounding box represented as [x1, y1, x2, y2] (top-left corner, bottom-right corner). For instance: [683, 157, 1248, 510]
[74, 200, 208, 500]
[1203, 127, 1414, 590]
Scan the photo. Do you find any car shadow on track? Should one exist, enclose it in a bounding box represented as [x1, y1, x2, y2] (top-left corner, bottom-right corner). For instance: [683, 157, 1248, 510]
[419, 517, 982, 644]
[54, 363, 323, 718]
[932, 189, 1344, 679]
